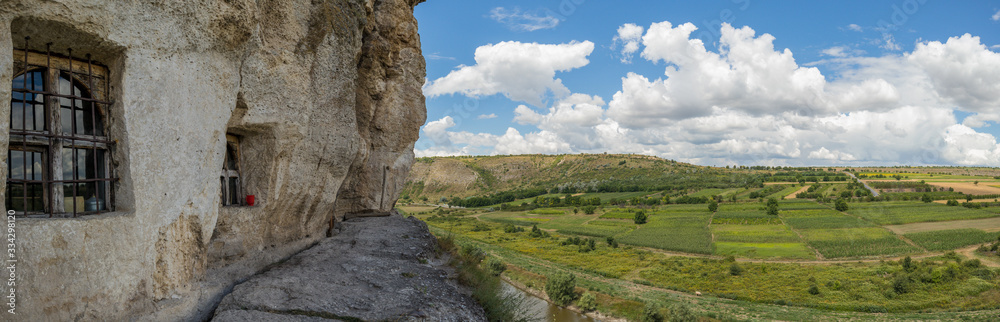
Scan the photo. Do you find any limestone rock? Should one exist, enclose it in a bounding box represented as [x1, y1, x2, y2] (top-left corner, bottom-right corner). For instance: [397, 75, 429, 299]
[212, 214, 486, 322]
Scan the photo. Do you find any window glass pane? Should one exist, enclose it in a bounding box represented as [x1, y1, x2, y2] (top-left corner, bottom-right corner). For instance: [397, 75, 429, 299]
[64, 183, 84, 213]
[62, 148, 75, 180]
[34, 102, 44, 131]
[10, 102, 23, 131]
[61, 107, 73, 134]
[28, 151, 42, 181]
[9, 150, 24, 180]
[225, 145, 238, 170]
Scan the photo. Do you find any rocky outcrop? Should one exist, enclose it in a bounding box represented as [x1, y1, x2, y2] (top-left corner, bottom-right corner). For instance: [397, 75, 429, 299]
[212, 214, 486, 322]
[0, 0, 426, 320]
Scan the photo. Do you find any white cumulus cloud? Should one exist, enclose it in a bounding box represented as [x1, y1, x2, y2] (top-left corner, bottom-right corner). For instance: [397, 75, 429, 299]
[613, 23, 645, 63]
[477, 113, 497, 119]
[423, 41, 595, 106]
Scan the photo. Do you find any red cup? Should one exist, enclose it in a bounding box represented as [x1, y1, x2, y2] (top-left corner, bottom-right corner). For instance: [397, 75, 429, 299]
[246, 195, 255, 206]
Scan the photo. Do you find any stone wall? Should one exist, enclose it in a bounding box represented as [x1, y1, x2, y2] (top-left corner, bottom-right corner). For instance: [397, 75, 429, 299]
[0, 0, 424, 320]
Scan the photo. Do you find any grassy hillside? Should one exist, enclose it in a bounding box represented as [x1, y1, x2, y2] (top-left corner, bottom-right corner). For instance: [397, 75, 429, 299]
[402, 154, 763, 202]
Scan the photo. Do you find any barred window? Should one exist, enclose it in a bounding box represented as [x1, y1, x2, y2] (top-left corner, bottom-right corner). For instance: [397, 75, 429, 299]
[7, 39, 114, 218]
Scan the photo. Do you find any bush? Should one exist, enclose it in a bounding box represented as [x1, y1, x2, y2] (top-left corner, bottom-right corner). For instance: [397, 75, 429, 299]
[708, 200, 718, 212]
[545, 272, 577, 306]
[668, 303, 697, 322]
[483, 257, 506, 276]
[642, 303, 664, 322]
[529, 225, 549, 238]
[606, 236, 619, 248]
[582, 205, 597, 214]
[634, 211, 648, 224]
[576, 292, 597, 312]
[808, 285, 820, 295]
[729, 263, 744, 276]
[503, 224, 525, 233]
[460, 244, 485, 263]
[946, 199, 960, 206]
[893, 274, 912, 294]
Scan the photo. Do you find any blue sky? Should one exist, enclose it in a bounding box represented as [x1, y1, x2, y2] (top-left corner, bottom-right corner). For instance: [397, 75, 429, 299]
[413, 0, 1000, 166]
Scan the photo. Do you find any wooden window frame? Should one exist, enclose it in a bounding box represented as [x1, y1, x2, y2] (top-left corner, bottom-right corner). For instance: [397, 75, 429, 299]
[220, 134, 242, 206]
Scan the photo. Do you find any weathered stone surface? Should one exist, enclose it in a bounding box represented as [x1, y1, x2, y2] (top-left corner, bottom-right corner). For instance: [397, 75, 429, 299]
[213, 214, 486, 322]
[0, 0, 428, 320]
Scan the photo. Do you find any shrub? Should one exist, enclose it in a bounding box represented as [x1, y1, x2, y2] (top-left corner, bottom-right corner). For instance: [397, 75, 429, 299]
[529, 225, 549, 238]
[708, 200, 718, 212]
[582, 205, 597, 214]
[893, 274, 912, 294]
[729, 263, 744, 276]
[483, 257, 506, 276]
[606, 236, 619, 248]
[668, 303, 697, 322]
[642, 303, 664, 322]
[460, 244, 485, 262]
[634, 211, 648, 224]
[946, 199, 960, 206]
[922, 194, 933, 203]
[503, 224, 525, 233]
[576, 292, 597, 312]
[545, 272, 577, 306]
[808, 285, 820, 295]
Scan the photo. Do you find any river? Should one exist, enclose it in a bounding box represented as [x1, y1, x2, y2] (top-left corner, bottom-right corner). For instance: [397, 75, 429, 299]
[500, 280, 598, 322]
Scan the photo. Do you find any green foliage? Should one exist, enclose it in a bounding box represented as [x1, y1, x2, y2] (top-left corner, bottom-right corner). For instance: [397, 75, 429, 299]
[582, 205, 597, 214]
[729, 263, 744, 276]
[634, 211, 648, 224]
[503, 224, 525, 233]
[766, 198, 779, 216]
[922, 194, 933, 203]
[483, 257, 506, 276]
[606, 236, 619, 248]
[708, 200, 719, 212]
[545, 272, 577, 306]
[460, 244, 486, 262]
[946, 199, 960, 206]
[529, 225, 549, 238]
[668, 303, 697, 322]
[577, 292, 597, 312]
[642, 303, 664, 322]
[835, 198, 849, 211]
[808, 285, 821, 295]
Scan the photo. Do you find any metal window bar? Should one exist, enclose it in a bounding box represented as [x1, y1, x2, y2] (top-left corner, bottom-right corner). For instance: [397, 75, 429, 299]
[8, 37, 117, 218]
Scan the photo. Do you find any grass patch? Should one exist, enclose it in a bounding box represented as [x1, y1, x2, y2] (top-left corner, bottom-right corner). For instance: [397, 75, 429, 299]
[714, 242, 816, 260]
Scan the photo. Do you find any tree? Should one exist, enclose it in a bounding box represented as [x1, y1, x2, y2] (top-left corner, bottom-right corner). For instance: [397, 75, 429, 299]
[606, 236, 619, 248]
[545, 272, 577, 306]
[967, 195, 974, 202]
[765, 198, 779, 216]
[921, 194, 933, 203]
[835, 198, 849, 212]
[582, 205, 597, 215]
[708, 200, 719, 212]
[634, 211, 648, 225]
[946, 199, 960, 206]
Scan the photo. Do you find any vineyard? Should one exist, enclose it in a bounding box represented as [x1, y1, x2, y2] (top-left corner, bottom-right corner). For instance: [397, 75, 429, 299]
[903, 229, 998, 251]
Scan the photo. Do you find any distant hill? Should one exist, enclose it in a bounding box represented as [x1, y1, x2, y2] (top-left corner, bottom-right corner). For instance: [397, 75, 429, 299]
[402, 154, 762, 202]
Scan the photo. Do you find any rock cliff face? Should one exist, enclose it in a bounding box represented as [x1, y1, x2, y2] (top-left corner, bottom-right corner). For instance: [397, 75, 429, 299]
[0, 0, 425, 320]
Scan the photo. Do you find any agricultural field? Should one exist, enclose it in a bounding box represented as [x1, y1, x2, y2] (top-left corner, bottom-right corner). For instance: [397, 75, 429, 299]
[903, 229, 998, 251]
[846, 202, 999, 225]
[618, 212, 714, 254]
[799, 227, 919, 258]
